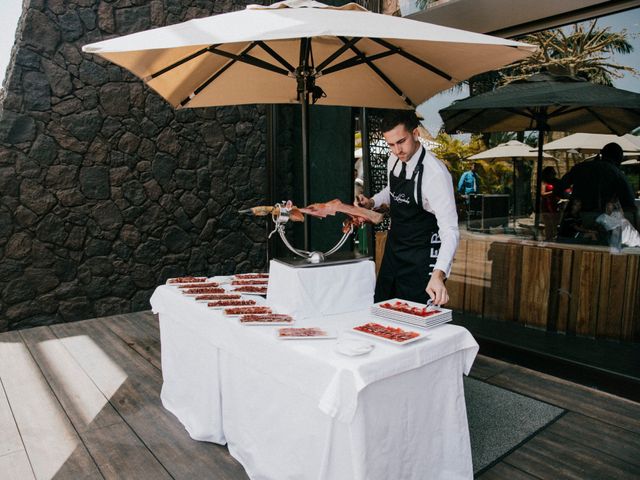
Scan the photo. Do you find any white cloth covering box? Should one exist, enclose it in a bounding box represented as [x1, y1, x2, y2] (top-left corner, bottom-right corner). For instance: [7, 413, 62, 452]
[266, 259, 376, 319]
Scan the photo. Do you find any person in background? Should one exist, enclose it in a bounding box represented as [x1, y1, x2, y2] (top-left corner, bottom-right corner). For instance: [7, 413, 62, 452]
[540, 166, 561, 241]
[557, 142, 637, 241]
[458, 162, 480, 195]
[355, 110, 459, 306]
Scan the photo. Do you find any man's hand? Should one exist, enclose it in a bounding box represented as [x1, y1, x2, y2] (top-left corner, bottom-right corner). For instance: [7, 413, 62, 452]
[426, 269, 449, 306]
[355, 194, 374, 209]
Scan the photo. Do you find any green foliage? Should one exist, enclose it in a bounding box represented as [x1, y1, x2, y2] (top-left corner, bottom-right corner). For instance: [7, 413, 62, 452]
[433, 133, 512, 194]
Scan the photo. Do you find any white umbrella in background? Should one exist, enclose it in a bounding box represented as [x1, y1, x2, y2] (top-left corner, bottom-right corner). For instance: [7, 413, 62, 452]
[83, 0, 535, 248]
[469, 140, 554, 223]
[541, 133, 640, 154]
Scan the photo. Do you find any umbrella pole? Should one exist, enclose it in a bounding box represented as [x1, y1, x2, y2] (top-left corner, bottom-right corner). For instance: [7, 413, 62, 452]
[533, 129, 544, 239]
[512, 159, 517, 227]
[301, 90, 310, 251]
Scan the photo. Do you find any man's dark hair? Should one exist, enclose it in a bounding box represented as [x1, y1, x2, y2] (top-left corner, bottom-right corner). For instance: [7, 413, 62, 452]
[600, 142, 624, 166]
[380, 109, 420, 133]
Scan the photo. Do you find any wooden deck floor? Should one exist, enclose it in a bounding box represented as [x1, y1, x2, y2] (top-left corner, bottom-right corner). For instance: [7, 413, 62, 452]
[0, 312, 638, 480]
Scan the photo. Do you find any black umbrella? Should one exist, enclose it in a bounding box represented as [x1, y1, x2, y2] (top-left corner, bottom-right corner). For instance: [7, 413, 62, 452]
[439, 73, 640, 235]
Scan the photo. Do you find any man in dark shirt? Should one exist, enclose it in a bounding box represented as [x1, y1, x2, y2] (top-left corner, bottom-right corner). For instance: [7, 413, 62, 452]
[557, 142, 637, 229]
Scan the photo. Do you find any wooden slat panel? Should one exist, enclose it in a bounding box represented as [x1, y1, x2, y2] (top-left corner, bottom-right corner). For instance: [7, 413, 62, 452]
[19, 327, 171, 480]
[546, 412, 640, 468]
[484, 242, 520, 322]
[622, 255, 639, 342]
[518, 246, 552, 328]
[567, 249, 583, 335]
[596, 254, 627, 340]
[464, 238, 490, 316]
[555, 248, 574, 334]
[487, 365, 640, 434]
[575, 252, 602, 337]
[0, 331, 102, 479]
[447, 237, 467, 311]
[51, 319, 249, 480]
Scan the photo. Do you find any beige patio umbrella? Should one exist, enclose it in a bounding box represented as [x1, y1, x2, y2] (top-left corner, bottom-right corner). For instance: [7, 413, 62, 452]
[82, 0, 535, 247]
[542, 133, 640, 154]
[468, 140, 554, 223]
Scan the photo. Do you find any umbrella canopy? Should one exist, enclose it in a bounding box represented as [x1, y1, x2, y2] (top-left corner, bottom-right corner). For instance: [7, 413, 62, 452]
[439, 73, 640, 235]
[468, 140, 553, 160]
[541, 133, 640, 154]
[83, 0, 535, 111]
[83, 0, 535, 249]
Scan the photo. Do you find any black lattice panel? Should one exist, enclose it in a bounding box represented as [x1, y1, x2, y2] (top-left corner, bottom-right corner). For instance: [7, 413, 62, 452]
[366, 112, 391, 231]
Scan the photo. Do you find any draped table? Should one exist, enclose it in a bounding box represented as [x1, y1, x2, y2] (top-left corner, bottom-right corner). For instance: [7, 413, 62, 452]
[151, 284, 478, 480]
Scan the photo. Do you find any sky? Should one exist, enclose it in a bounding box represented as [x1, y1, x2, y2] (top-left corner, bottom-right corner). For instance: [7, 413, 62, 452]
[0, 2, 638, 136]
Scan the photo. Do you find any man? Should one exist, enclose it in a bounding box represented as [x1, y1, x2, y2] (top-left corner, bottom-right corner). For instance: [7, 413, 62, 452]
[356, 110, 459, 306]
[557, 142, 637, 231]
[457, 163, 479, 195]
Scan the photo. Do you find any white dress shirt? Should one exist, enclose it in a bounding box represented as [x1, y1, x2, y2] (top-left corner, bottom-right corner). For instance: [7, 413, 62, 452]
[372, 146, 460, 277]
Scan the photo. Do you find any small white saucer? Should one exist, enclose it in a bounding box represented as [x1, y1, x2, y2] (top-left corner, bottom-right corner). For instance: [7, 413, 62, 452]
[334, 338, 375, 356]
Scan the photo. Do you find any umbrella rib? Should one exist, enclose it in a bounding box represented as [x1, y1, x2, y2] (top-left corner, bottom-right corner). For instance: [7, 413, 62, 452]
[256, 41, 295, 73]
[146, 46, 215, 81]
[338, 37, 416, 108]
[371, 38, 453, 81]
[320, 50, 398, 76]
[584, 107, 621, 134]
[179, 42, 267, 107]
[315, 37, 361, 72]
[207, 45, 290, 76]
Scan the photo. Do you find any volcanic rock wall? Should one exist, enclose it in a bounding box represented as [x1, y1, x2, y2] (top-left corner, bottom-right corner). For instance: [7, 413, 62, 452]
[0, 0, 269, 331]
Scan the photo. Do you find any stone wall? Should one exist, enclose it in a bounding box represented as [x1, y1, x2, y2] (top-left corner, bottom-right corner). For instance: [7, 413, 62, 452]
[0, 0, 270, 331]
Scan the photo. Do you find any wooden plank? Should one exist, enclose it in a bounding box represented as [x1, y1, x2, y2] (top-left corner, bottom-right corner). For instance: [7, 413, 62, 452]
[487, 365, 640, 434]
[19, 326, 171, 480]
[0, 330, 102, 479]
[478, 461, 539, 480]
[546, 412, 640, 468]
[518, 245, 551, 329]
[555, 248, 574, 334]
[447, 237, 467, 311]
[483, 242, 520, 322]
[0, 449, 36, 480]
[0, 378, 24, 457]
[464, 237, 489, 316]
[596, 254, 627, 340]
[468, 354, 513, 381]
[622, 255, 639, 342]
[566, 249, 583, 335]
[101, 313, 162, 370]
[575, 251, 601, 337]
[51, 319, 249, 480]
[504, 428, 640, 479]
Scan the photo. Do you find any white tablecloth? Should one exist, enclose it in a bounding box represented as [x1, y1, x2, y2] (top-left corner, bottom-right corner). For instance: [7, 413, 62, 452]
[266, 259, 376, 319]
[152, 285, 479, 480]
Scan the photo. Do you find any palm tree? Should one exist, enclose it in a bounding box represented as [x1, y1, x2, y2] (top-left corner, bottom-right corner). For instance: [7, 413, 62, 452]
[505, 20, 637, 85]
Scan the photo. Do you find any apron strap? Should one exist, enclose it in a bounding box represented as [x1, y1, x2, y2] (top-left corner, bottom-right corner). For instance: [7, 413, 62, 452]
[391, 158, 400, 177]
[411, 147, 427, 211]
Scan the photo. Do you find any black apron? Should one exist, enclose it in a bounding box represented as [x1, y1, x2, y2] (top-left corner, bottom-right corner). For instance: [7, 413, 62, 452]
[375, 148, 440, 304]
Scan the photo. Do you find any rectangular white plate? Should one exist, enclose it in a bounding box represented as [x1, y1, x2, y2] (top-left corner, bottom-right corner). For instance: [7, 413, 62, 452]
[350, 325, 427, 346]
[240, 319, 295, 326]
[276, 328, 336, 340]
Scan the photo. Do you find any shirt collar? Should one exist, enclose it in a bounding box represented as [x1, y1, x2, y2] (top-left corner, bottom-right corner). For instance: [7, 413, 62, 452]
[401, 144, 424, 170]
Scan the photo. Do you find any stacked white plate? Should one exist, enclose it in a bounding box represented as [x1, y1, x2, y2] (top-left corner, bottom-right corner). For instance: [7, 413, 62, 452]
[370, 298, 453, 329]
